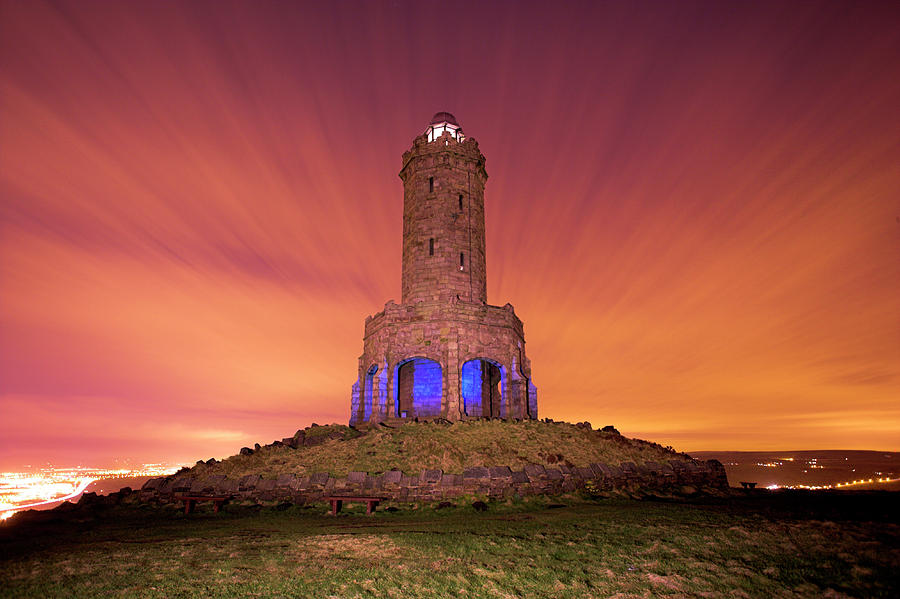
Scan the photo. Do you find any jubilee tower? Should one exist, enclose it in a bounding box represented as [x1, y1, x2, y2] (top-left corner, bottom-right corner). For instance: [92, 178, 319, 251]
[350, 113, 537, 424]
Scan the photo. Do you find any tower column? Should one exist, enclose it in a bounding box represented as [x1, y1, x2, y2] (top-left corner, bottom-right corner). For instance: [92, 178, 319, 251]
[445, 328, 462, 419]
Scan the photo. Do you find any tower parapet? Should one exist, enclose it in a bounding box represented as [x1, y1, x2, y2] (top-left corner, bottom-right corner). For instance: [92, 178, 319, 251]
[350, 113, 537, 425]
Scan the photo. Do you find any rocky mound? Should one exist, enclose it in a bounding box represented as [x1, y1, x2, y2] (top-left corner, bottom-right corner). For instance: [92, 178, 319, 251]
[184, 419, 692, 480]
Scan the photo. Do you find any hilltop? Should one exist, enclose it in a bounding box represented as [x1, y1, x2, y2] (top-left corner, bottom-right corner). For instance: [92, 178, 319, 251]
[184, 419, 690, 480]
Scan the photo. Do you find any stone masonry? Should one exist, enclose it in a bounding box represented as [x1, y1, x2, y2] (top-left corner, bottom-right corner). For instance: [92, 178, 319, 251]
[140, 459, 730, 506]
[350, 113, 537, 425]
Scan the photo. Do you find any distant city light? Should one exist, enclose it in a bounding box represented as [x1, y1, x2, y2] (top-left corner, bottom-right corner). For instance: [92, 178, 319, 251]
[767, 477, 898, 491]
[0, 463, 183, 521]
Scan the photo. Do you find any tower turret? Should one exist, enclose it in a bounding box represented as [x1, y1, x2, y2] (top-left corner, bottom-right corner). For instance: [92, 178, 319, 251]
[399, 112, 488, 304]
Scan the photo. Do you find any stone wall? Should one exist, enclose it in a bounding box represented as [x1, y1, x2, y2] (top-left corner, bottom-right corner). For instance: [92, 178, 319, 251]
[139, 459, 728, 506]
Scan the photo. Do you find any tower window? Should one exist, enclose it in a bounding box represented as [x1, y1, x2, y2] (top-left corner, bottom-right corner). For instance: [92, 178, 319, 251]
[429, 177, 434, 193]
[460, 252, 465, 268]
[429, 238, 434, 256]
[458, 194, 463, 210]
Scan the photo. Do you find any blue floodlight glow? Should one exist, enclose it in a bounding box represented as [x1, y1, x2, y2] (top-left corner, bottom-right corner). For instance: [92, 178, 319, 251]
[363, 364, 378, 422]
[461, 358, 504, 418]
[395, 357, 442, 418]
[461, 360, 483, 417]
[364, 377, 373, 421]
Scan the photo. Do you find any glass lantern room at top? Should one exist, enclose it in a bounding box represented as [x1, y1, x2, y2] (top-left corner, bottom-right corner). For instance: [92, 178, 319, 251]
[425, 111, 465, 143]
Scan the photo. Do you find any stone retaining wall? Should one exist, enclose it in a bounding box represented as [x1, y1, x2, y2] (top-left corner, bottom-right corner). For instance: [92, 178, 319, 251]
[139, 459, 728, 505]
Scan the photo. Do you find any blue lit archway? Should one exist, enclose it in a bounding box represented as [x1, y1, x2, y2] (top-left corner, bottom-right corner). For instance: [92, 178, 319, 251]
[394, 357, 442, 419]
[461, 358, 505, 418]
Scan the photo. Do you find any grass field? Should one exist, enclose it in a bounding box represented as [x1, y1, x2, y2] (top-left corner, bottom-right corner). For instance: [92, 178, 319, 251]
[2, 492, 897, 598]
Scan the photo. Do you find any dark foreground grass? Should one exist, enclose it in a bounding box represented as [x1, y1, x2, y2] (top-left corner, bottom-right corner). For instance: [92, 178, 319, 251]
[2, 492, 898, 598]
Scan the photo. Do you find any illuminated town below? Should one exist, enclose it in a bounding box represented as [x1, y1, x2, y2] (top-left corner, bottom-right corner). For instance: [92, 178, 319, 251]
[0, 463, 184, 521]
[692, 450, 898, 491]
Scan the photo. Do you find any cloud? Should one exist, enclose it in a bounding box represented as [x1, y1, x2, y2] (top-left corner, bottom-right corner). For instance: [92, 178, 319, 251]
[1, 0, 899, 465]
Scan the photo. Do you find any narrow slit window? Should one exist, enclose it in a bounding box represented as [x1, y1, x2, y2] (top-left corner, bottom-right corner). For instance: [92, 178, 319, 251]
[460, 252, 465, 267]
[429, 177, 434, 193]
[458, 194, 463, 210]
[429, 238, 434, 256]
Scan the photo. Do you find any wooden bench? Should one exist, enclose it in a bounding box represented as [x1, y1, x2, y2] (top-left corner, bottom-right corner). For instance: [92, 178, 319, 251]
[739, 481, 758, 490]
[176, 495, 230, 515]
[323, 496, 383, 515]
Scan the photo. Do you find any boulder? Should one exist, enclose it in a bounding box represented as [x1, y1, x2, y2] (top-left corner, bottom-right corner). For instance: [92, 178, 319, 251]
[347, 471, 367, 484]
[441, 474, 462, 487]
[421, 469, 443, 483]
[141, 477, 164, 491]
[275, 474, 296, 488]
[463, 467, 490, 480]
[238, 474, 260, 490]
[256, 478, 276, 491]
[544, 468, 563, 480]
[575, 467, 594, 479]
[309, 472, 330, 486]
[172, 477, 194, 492]
[489, 466, 512, 479]
[523, 464, 547, 479]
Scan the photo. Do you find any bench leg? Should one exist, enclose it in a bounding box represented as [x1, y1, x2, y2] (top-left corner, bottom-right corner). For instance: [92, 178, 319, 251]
[366, 500, 378, 515]
[331, 500, 342, 515]
[213, 500, 222, 513]
[184, 499, 195, 515]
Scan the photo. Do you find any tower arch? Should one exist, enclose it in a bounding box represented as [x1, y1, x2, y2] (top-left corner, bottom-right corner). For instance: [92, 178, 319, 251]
[461, 358, 505, 418]
[393, 356, 443, 419]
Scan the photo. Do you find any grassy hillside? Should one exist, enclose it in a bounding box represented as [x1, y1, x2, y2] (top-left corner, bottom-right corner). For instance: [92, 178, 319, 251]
[3, 493, 898, 598]
[187, 420, 689, 479]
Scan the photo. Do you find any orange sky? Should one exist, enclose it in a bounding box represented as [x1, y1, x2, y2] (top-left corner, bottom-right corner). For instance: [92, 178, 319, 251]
[1, 1, 898, 468]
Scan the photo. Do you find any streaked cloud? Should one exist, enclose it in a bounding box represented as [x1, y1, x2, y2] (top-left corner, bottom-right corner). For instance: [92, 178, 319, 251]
[1, 1, 898, 466]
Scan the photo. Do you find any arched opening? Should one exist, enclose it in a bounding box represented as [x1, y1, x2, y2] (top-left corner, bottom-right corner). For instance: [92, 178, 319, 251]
[362, 364, 378, 422]
[394, 357, 442, 419]
[461, 359, 504, 418]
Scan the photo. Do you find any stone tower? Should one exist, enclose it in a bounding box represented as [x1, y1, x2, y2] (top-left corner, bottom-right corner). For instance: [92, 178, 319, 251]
[350, 113, 537, 425]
